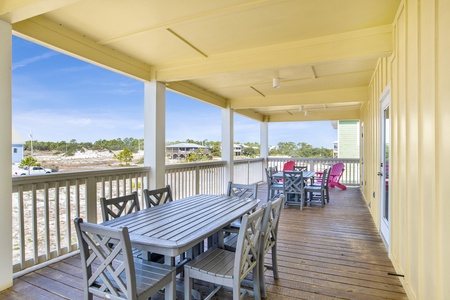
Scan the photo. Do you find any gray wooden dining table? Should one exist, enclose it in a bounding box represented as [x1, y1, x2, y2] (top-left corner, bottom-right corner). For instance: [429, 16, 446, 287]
[101, 193, 259, 300]
[272, 170, 316, 180]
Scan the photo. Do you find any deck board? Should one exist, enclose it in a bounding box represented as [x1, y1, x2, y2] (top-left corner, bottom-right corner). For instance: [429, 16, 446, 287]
[1, 185, 407, 299]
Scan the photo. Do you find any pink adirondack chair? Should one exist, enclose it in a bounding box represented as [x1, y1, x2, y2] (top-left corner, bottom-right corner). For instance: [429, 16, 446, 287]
[315, 162, 346, 190]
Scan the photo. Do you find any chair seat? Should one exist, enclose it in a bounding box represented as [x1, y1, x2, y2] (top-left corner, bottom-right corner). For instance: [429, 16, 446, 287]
[185, 247, 236, 280]
[223, 232, 238, 250]
[304, 185, 322, 191]
[131, 258, 175, 298]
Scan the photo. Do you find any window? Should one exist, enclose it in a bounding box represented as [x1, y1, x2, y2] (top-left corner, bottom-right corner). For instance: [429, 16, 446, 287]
[13, 148, 17, 153]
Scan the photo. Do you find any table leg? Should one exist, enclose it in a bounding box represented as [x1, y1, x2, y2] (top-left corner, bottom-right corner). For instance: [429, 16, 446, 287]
[164, 255, 176, 300]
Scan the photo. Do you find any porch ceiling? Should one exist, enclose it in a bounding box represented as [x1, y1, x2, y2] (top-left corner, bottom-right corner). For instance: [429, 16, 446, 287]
[1, 0, 400, 122]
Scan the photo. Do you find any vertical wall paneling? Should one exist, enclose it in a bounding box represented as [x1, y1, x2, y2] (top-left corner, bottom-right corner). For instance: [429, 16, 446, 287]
[436, 0, 450, 297]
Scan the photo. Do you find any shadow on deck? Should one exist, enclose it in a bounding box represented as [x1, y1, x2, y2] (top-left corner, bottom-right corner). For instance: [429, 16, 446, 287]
[0, 185, 407, 299]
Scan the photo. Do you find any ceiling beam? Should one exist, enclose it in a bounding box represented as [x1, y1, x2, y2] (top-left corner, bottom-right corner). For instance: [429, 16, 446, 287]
[234, 109, 265, 122]
[268, 110, 360, 122]
[0, 0, 78, 23]
[12, 16, 151, 81]
[167, 81, 227, 108]
[230, 87, 368, 109]
[154, 25, 393, 81]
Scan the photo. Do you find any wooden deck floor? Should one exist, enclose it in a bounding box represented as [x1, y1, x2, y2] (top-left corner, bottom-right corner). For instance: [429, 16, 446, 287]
[0, 185, 407, 300]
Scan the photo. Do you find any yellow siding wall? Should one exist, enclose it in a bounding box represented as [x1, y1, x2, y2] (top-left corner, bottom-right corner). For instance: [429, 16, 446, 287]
[361, 1, 450, 299]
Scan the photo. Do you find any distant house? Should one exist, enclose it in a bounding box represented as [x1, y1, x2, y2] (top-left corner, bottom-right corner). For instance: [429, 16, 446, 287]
[331, 120, 360, 158]
[166, 143, 209, 159]
[234, 144, 242, 156]
[12, 127, 24, 163]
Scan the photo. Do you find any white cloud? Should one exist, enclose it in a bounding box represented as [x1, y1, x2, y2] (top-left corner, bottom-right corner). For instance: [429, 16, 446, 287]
[12, 52, 58, 70]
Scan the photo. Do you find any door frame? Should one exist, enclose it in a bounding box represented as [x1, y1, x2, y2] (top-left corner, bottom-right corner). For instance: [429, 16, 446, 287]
[379, 85, 391, 249]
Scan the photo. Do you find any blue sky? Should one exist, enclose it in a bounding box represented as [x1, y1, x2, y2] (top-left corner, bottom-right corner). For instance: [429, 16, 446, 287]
[12, 36, 337, 148]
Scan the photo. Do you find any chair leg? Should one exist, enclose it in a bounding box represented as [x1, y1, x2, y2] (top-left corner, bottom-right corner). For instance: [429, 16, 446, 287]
[184, 269, 193, 300]
[326, 186, 330, 203]
[259, 253, 266, 298]
[233, 285, 241, 300]
[253, 263, 261, 300]
[271, 245, 279, 279]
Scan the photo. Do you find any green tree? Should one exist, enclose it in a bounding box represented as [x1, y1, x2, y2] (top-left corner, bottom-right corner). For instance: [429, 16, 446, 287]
[242, 146, 257, 157]
[114, 148, 133, 166]
[277, 142, 298, 156]
[210, 141, 221, 157]
[19, 156, 41, 169]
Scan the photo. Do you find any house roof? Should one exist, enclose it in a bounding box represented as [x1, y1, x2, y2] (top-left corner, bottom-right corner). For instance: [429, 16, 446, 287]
[166, 143, 207, 149]
[12, 127, 24, 144]
[3, 1, 400, 122]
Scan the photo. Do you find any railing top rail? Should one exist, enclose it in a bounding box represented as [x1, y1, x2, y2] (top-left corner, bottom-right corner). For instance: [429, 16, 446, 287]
[165, 160, 226, 170]
[268, 157, 360, 162]
[12, 166, 151, 186]
[233, 157, 264, 164]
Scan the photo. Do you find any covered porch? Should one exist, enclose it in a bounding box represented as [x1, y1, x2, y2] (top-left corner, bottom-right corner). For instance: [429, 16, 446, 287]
[2, 1, 450, 299]
[2, 186, 406, 299]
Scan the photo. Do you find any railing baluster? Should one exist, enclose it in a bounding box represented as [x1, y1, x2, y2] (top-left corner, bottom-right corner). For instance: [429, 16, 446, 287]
[54, 182, 61, 256]
[31, 184, 38, 265]
[65, 181, 71, 253]
[44, 183, 50, 260]
[17, 186, 25, 269]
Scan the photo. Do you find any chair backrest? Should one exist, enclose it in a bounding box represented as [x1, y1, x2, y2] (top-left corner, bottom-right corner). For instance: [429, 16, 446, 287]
[227, 181, 258, 200]
[143, 185, 173, 208]
[330, 162, 345, 179]
[293, 165, 307, 171]
[283, 160, 295, 171]
[233, 206, 265, 281]
[261, 195, 284, 256]
[100, 192, 140, 222]
[283, 171, 304, 195]
[319, 168, 330, 188]
[265, 167, 276, 185]
[74, 217, 137, 299]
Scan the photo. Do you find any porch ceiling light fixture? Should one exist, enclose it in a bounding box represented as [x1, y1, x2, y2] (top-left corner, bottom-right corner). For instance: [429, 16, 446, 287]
[273, 78, 280, 88]
[299, 105, 303, 112]
[304, 110, 308, 116]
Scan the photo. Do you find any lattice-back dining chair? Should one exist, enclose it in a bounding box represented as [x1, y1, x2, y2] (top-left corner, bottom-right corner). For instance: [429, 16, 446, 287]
[224, 181, 259, 233]
[184, 207, 266, 300]
[143, 185, 173, 208]
[259, 195, 284, 298]
[283, 170, 306, 210]
[100, 191, 140, 222]
[74, 218, 175, 300]
[265, 167, 283, 201]
[294, 165, 308, 171]
[305, 167, 330, 207]
[222, 195, 284, 298]
[227, 181, 258, 200]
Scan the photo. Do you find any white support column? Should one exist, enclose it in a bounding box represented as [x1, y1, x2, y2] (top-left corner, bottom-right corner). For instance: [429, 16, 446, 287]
[221, 102, 234, 183]
[0, 20, 13, 291]
[144, 81, 166, 190]
[260, 121, 269, 180]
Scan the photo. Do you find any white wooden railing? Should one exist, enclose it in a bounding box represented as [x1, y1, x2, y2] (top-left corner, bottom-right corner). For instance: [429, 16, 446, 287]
[11, 167, 150, 273]
[11, 157, 356, 273]
[233, 158, 265, 185]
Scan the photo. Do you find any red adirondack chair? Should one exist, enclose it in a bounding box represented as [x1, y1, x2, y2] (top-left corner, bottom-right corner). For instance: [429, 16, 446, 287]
[283, 160, 295, 171]
[315, 162, 346, 190]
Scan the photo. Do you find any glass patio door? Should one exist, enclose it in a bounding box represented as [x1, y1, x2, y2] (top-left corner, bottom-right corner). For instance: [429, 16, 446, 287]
[379, 89, 390, 247]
